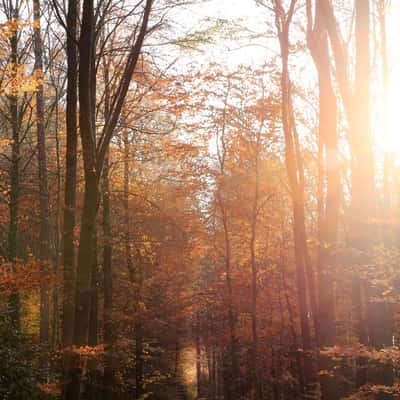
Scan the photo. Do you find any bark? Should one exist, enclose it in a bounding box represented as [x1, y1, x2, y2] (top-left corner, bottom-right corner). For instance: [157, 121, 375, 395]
[8, 1, 21, 331]
[72, 0, 153, 348]
[53, 86, 61, 350]
[33, 0, 51, 356]
[66, 2, 152, 397]
[281, 261, 303, 397]
[87, 228, 99, 400]
[307, 0, 339, 347]
[62, 0, 78, 354]
[272, 0, 316, 395]
[89, 229, 98, 347]
[72, 0, 97, 371]
[307, 1, 340, 398]
[67, 9, 99, 388]
[102, 153, 114, 400]
[102, 37, 114, 398]
[62, 0, 78, 397]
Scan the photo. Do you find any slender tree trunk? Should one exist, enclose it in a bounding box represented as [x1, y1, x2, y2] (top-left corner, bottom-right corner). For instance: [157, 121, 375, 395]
[33, 0, 51, 359]
[53, 87, 61, 350]
[273, 2, 315, 395]
[71, 0, 98, 375]
[102, 34, 114, 397]
[8, 1, 21, 331]
[102, 152, 114, 400]
[62, 0, 78, 346]
[307, 2, 340, 398]
[62, 0, 78, 396]
[87, 226, 99, 399]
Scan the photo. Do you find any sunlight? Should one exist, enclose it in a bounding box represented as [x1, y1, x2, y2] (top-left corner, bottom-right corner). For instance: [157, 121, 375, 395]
[382, 2, 400, 155]
[382, 84, 400, 154]
[2, 0, 400, 399]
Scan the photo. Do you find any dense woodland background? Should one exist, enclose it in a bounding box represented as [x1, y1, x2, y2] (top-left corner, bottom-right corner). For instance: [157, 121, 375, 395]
[0, 0, 399, 399]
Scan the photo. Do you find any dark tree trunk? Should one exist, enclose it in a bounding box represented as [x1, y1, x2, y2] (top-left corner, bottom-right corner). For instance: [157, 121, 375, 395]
[33, 0, 51, 357]
[7, 1, 21, 331]
[102, 37, 114, 398]
[87, 227, 99, 400]
[102, 153, 114, 400]
[62, 0, 78, 357]
[62, 0, 78, 396]
[68, 8, 98, 387]
[53, 86, 61, 350]
[67, 1, 152, 397]
[73, 0, 97, 353]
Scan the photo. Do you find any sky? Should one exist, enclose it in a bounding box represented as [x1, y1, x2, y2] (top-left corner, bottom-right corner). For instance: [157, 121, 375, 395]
[175, 0, 400, 156]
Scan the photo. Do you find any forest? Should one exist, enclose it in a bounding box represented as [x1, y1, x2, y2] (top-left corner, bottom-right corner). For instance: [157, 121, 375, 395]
[0, 0, 399, 399]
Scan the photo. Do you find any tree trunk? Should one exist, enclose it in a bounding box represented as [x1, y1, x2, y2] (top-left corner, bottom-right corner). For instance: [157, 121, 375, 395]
[62, 0, 78, 345]
[307, 1, 340, 398]
[62, 0, 78, 396]
[8, 1, 21, 331]
[102, 32, 114, 396]
[273, 2, 316, 395]
[33, 0, 51, 360]
[102, 153, 114, 400]
[66, 1, 152, 396]
[53, 86, 61, 350]
[70, 1, 98, 392]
